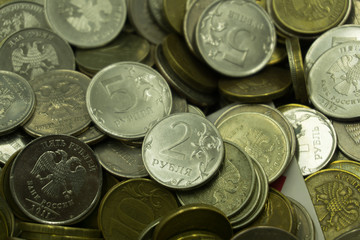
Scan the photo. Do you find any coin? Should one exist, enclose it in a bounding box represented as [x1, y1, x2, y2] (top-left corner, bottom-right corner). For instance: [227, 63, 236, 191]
[195, 0, 276, 77]
[307, 41, 360, 120]
[45, 0, 127, 48]
[94, 138, 148, 178]
[138, 219, 160, 240]
[334, 227, 360, 240]
[305, 169, 360, 239]
[168, 230, 223, 240]
[187, 104, 205, 117]
[76, 125, 106, 145]
[87, 62, 172, 140]
[148, 0, 172, 32]
[282, 108, 337, 176]
[231, 226, 297, 240]
[217, 112, 290, 183]
[0, 71, 35, 136]
[143, 112, 224, 190]
[0, 195, 14, 237]
[24, 70, 92, 137]
[277, 103, 311, 113]
[152, 204, 233, 240]
[0, 1, 49, 41]
[333, 120, 360, 161]
[268, 43, 287, 65]
[163, 0, 186, 35]
[9, 135, 102, 224]
[288, 197, 315, 240]
[98, 178, 178, 240]
[19, 231, 104, 240]
[0, 28, 75, 81]
[177, 141, 255, 218]
[0, 210, 8, 239]
[328, 160, 360, 177]
[218, 66, 291, 103]
[171, 91, 188, 113]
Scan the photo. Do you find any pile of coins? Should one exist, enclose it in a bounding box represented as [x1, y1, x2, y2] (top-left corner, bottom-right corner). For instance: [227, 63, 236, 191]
[1, 0, 360, 239]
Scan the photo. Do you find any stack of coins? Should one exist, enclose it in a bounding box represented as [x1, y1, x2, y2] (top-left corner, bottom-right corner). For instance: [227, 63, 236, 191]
[1, 0, 360, 239]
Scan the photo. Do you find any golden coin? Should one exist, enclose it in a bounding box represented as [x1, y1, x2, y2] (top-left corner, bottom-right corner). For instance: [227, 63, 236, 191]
[251, 188, 296, 234]
[168, 230, 223, 240]
[152, 204, 233, 240]
[277, 103, 311, 113]
[162, 34, 218, 93]
[218, 66, 291, 103]
[328, 160, 360, 179]
[98, 178, 178, 240]
[305, 169, 360, 239]
[272, 0, 350, 35]
[163, 0, 187, 35]
[268, 44, 287, 65]
[285, 37, 308, 105]
[20, 231, 103, 240]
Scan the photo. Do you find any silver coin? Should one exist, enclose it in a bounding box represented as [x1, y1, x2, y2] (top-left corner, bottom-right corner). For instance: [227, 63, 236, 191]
[195, 0, 276, 77]
[332, 120, 360, 161]
[44, 0, 127, 48]
[128, 0, 167, 45]
[0, 71, 35, 135]
[94, 138, 148, 178]
[307, 41, 360, 120]
[305, 25, 360, 77]
[0, 28, 75, 81]
[187, 104, 205, 117]
[0, 1, 49, 41]
[86, 62, 172, 140]
[288, 197, 315, 240]
[142, 112, 224, 190]
[171, 91, 188, 113]
[0, 130, 32, 165]
[148, 0, 172, 32]
[77, 125, 106, 145]
[283, 108, 337, 176]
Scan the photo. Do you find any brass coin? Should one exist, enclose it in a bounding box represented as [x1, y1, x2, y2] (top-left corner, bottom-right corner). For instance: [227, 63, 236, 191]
[268, 44, 287, 65]
[163, 0, 187, 35]
[168, 230, 223, 240]
[0, 210, 8, 240]
[218, 66, 291, 103]
[152, 204, 233, 240]
[334, 227, 360, 240]
[328, 160, 360, 178]
[98, 178, 178, 240]
[20, 231, 103, 240]
[305, 169, 360, 239]
[231, 226, 297, 240]
[277, 103, 311, 113]
[0, 195, 13, 237]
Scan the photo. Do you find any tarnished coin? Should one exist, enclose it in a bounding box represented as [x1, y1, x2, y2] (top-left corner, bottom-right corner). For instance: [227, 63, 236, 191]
[333, 120, 360, 161]
[98, 178, 178, 240]
[0, 195, 14, 237]
[0, 210, 8, 240]
[24, 70, 92, 137]
[171, 90, 188, 114]
[86, 62, 172, 140]
[288, 197, 315, 240]
[75, 33, 150, 75]
[138, 219, 160, 240]
[0, 1, 49, 41]
[177, 141, 255, 217]
[0, 71, 35, 136]
[328, 160, 360, 177]
[305, 169, 360, 240]
[45, 0, 127, 48]
[307, 41, 360, 120]
[231, 226, 297, 240]
[196, 0, 276, 77]
[163, 0, 186, 35]
[283, 108, 337, 176]
[9, 135, 102, 225]
[152, 204, 233, 240]
[94, 138, 148, 178]
[217, 112, 290, 183]
[128, 0, 167, 45]
[143, 113, 224, 190]
[0, 28, 75, 81]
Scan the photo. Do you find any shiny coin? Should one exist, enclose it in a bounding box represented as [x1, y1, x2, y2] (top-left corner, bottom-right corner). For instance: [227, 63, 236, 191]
[94, 138, 148, 178]
[217, 112, 290, 183]
[305, 169, 360, 240]
[328, 160, 360, 177]
[143, 113, 224, 190]
[152, 204, 233, 240]
[333, 120, 360, 161]
[218, 66, 291, 103]
[0, 71, 35, 136]
[86, 62, 172, 140]
[0, 1, 49, 41]
[9, 135, 102, 224]
[196, 0, 276, 77]
[288, 197, 315, 240]
[177, 141, 255, 217]
[45, 0, 127, 48]
[75, 33, 150, 74]
[231, 226, 297, 240]
[0, 28, 75, 81]
[24, 70, 91, 137]
[128, 0, 167, 45]
[163, 0, 186, 35]
[76, 125, 106, 145]
[282, 108, 337, 176]
[334, 227, 360, 240]
[307, 41, 360, 120]
[98, 178, 178, 240]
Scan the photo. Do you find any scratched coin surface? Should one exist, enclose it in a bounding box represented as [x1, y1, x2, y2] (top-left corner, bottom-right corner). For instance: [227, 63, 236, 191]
[195, 0, 276, 77]
[142, 113, 224, 190]
[44, 0, 127, 48]
[0, 1, 49, 41]
[305, 169, 360, 240]
[177, 141, 255, 217]
[24, 70, 92, 137]
[9, 135, 102, 225]
[0, 71, 35, 136]
[86, 62, 172, 140]
[0, 28, 75, 81]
